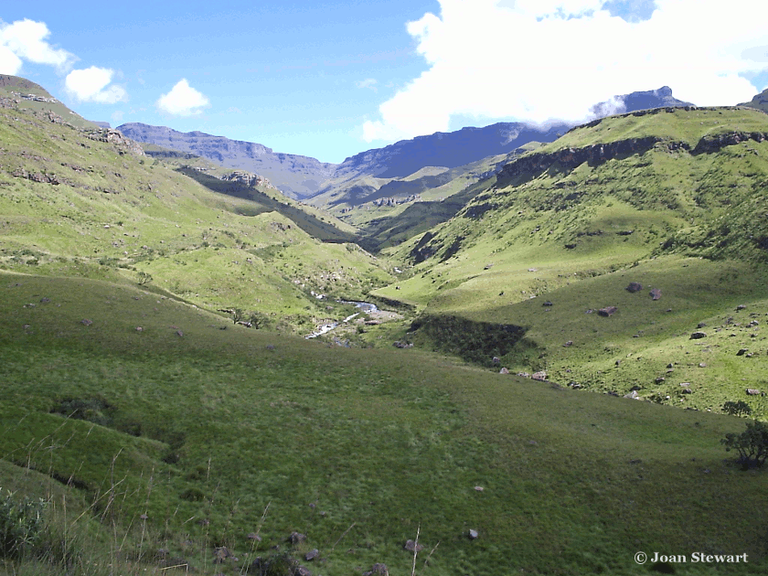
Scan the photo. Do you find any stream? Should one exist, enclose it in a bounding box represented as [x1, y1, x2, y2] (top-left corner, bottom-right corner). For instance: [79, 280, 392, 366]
[304, 301, 379, 339]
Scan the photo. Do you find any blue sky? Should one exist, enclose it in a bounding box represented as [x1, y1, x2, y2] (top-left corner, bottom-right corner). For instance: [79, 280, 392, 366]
[2, 1, 768, 163]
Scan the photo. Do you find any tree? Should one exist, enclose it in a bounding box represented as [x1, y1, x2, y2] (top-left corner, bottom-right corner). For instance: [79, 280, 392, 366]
[722, 420, 768, 470]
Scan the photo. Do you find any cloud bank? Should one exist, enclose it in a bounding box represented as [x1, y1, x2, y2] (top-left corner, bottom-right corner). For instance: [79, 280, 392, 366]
[363, 0, 768, 142]
[157, 79, 210, 116]
[65, 66, 127, 104]
[0, 18, 75, 75]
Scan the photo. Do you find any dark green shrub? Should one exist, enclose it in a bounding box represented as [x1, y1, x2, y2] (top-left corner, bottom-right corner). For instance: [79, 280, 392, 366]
[723, 400, 752, 417]
[0, 488, 46, 559]
[722, 420, 768, 470]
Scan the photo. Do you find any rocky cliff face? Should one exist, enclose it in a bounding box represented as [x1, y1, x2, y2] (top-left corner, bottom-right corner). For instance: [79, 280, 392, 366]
[333, 122, 571, 182]
[117, 123, 336, 199]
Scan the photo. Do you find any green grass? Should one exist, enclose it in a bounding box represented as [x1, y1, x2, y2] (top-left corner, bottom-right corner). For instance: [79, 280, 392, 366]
[2, 272, 768, 576]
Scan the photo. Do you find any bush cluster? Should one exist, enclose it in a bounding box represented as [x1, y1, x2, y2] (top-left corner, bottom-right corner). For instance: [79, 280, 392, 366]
[0, 488, 46, 560]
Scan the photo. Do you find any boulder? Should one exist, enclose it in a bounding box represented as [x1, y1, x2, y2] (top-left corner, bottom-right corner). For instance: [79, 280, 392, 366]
[746, 389, 762, 396]
[364, 563, 389, 576]
[626, 282, 643, 293]
[650, 288, 662, 300]
[289, 532, 307, 545]
[737, 348, 749, 356]
[499, 367, 510, 374]
[532, 371, 547, 381]
[404, 540, 423, 553]
[468, 529, 479, 540]
[690, 331, 707, 339]
[598, 306, 618, 317]
[305, 549, 319, 561]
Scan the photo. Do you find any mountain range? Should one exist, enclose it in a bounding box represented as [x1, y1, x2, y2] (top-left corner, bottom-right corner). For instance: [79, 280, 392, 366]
[117, 85, 693, 203]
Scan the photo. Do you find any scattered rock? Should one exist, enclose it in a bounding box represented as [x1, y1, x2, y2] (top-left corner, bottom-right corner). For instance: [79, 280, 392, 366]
[468, 529, 479, 540]
[213, 547, 236, 564]
[404, 540, 423, 553]
[736, 304, 747, 311]
[563, 340, 573, 347]
[690, 331, 707, 339]
[650, 288, 662, 300]
[655, 377, 666, 383]
[305, 549, 319, 561]
[531, 371, 547, 381]
[80, 319, 93, 326]
[737, 348, 749, 356]
[499, 367, 509, 375]
[517, 372, 530, 378]
[569, 381, 583, 389]
[247, 532, 262, 542]
[295, 566, 312, 576]
[698, 363, 707, 368]
[543, 301, 553, 307]
[626, 282, 643, 293]
[597, 306, 618, 317]
[474, 486, 484, 492]
[746, 389, 762, 396]
[624, 390, 640, 399]
[135, 326, 143, 332]
[697, 322, 707, 328]
[289, 532, 307, 545]
[492, 356, 500, 365]
[393, 341, 413, 349]
[175, 330, 183, 337]
[363, 563, 389, 576]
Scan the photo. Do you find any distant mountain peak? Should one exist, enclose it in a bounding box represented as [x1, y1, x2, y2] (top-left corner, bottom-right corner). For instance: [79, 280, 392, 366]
[591, 86, 694, 118]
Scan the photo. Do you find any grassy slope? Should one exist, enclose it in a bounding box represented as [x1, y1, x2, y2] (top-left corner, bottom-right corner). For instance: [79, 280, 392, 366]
[0, 96, 391, 334]
[376, 107, 768, 416]
[1, 272, 767, 575]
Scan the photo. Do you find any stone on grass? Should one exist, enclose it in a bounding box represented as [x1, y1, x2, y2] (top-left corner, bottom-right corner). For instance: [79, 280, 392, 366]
[746, 389, 762, 396]
[690, 331, 707, 340]
[650, 288, 662, 300]
[363, 563, 389, 576]
[598, 306, 617, 317]
[626, 282, 642, 293]
[305, 549, 319, 561]
[531, 371, 547, 381]
[404, 540, 423, 553]
[468, 529, 479, 540]
[499, 367, 509, 375]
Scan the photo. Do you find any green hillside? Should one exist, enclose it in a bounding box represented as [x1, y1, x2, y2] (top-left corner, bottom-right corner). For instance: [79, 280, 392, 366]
[1, 272, 767, 575]
[0, 85, 391, 336]
[377, 106, 768, 416]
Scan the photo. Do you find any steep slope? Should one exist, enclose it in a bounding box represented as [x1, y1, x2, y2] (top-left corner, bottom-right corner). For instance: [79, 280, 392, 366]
[117, 122, 336, 199]
[0, 83, 391, 335]
[376, 106, 768, 415]
[0, 74, 99, 129]
[740, 87, 768, 113]
[321, 87, 696, 251]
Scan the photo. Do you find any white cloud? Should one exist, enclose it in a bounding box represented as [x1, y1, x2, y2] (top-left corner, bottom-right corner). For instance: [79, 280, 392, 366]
[156, 79, 210, 116]
[65, 66, 127, 104]
[0, 45, 23, 75]
[363, 0, 768, 142]
[0, 19, 74, 73]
